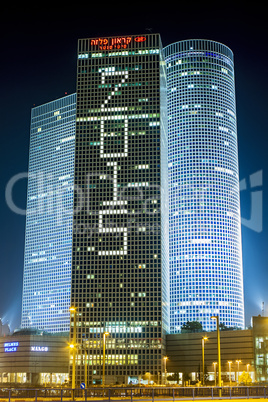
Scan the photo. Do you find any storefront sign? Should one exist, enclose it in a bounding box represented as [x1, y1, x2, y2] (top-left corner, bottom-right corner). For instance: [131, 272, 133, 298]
[31, 346, 48, 352]
[90, 36, 146, 50]
[3, 342, 49, 353]
[4, 342, 19, 352]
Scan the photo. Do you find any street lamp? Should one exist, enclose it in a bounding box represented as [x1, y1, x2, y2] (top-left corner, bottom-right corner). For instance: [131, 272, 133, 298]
[228, 361, 232, 386]
[213, 362, 217, 387]
[236, 360, 241, 385]
[69, 306, 77, 389]
[102, 332, 109, 387]
[211, 316, 221, 387]
[201, 336, 208, 386]
[163, 356, 168, 385]
[83, 340, 89, 388]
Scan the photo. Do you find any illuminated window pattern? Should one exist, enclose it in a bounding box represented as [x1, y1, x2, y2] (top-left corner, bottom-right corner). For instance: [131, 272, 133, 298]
[71, 34, 169, 383]
[163, 40, 244, 332]
[21, 94, 76, 333]
[255, 336, 268, 382]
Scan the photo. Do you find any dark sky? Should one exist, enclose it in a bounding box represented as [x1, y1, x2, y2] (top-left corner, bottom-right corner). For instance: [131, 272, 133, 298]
[0, 4, 267, 330]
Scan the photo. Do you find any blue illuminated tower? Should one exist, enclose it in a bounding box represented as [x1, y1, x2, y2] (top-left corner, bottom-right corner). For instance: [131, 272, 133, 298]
[21, 94, 76, 333]
[163, 40, 244, 332]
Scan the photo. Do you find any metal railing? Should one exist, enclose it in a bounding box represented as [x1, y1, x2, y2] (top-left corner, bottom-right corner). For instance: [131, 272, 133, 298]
[0, 386, 267, 401]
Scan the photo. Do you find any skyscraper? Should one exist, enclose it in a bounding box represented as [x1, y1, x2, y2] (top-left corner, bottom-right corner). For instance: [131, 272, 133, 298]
[163, 40, 244, 332]
[21, 94, 76, 333]
[71, 34, 169, 384]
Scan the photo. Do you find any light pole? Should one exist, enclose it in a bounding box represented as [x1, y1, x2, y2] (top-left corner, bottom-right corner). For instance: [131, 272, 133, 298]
[163, 356, 168, 385]
[102, 332, 109, 387]
[201, 336, 208, 386]
[211, 316, 221, 387]
[236, 360, 241, 385]
[213, 362, 217, 386]
[84, 348, 87, 387]
[228, 361, 232, 386]
[70, 306, 77, 389]
[69, 342, 76, 386]
[83, 340, 89, 388]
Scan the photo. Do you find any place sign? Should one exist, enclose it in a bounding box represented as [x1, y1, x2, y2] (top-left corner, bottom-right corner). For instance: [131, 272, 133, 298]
[4, 342, 19, 352]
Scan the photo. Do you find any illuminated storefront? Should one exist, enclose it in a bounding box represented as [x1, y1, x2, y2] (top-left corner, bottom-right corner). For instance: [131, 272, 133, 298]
[252, 316, 268, 383]
[166, 316, 268, 385]
[0, 332, 69, 385]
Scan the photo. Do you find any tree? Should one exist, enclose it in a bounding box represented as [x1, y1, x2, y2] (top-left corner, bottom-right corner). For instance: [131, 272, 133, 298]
[204, 364, 210, 384]
[183, 372, 191, 386]
[167, 372, 180, 382]
[239, 371, 252, 385]
[219, 322, 241, 331]
[219, 323, 228, 331]
[181, 321, 203, 332]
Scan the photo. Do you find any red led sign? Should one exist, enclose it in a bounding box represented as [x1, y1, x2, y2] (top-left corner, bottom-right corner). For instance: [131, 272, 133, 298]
[90, 36, 146, 50]
[134, 36, 146, 42]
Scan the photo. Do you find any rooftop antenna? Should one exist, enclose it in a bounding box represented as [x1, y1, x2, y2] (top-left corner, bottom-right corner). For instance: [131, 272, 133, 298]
[262, 302, 264, 316]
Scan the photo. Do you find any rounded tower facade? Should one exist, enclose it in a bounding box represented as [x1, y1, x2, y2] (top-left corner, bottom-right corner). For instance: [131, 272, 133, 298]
[163, 40, 244, 332]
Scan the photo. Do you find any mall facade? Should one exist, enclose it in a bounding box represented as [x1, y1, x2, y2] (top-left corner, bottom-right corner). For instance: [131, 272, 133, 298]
[0, 317, 267, 385]
[0, 330, 69, 386]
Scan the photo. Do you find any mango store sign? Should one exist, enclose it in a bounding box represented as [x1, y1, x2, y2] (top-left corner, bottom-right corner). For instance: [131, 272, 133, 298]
[31, 346, 48, 352]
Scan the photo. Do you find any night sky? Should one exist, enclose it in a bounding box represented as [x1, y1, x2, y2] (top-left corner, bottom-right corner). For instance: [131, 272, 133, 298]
[0, 4, 267, 331]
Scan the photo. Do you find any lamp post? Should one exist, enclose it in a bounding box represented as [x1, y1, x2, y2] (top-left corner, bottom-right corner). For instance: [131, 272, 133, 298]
[201, 336, 208, 386]
[83, 340, 89, 388]
[211, 316, 221, 387]
[69, 342, 75, 385]
[213, 362, 217, 387]
[69, 306, 77, 389]
[236, 360, 241, 385]
[228, 361, 232, 386]
[102, 332, 109, 387]
[163, 356, 168, 385]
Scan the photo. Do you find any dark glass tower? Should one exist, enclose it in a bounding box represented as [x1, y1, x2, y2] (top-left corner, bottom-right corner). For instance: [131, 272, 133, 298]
[71, 34, 169, 385]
